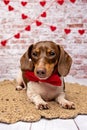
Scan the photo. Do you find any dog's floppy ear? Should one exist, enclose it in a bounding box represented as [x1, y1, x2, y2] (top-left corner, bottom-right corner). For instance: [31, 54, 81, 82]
[58, 45, 72, 76]
[20, 44, 33, 71]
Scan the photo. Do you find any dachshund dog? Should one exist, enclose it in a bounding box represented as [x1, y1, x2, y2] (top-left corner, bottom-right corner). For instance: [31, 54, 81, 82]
[16, 41, 75, 110]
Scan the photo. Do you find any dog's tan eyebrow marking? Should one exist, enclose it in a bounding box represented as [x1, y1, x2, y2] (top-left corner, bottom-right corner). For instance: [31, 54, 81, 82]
[33, 49, 40, 53]
[47, 49, 55, 53]
[47, 49, 51, 52]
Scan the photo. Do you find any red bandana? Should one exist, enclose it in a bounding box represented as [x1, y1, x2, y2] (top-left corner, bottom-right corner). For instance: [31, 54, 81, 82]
[24, 71, 62, 86]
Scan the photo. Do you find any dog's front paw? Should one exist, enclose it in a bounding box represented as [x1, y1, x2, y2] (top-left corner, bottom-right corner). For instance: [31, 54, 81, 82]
[60, 100, 75, 109]
[36, 102, 49, 110]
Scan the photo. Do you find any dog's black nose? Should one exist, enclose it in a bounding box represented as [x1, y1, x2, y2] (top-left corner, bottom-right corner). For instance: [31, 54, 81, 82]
[36, 68, 46, 78]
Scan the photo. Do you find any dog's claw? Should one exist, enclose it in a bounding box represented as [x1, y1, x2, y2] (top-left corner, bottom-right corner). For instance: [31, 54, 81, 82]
[62, 101, 75, 109]
[37, 103, 49, 110]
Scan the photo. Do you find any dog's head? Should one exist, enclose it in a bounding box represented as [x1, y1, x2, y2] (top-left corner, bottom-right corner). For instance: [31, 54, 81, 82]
[20, 41, 72, 79]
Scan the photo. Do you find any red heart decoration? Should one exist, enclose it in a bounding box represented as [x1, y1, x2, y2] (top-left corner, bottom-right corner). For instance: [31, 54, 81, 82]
[3, 0, 10, 5]
[78, 29, 85, 35]
[40, 1, 46, 7]
[50, 26, 57, 31]
[41, 12, 46, 17]
[25, 25, 31, 31]
[64, 29, 71, 34]
[1, 40, 7, 46]
[36, 20, 42, 26]
[22, 14, 28, 19]
[14, 33, 20, 39]
[57, 0, 64, 5]
[70, 0, 76, 3]
[21, 1, 27, 6]
[8, 5, 14, 11]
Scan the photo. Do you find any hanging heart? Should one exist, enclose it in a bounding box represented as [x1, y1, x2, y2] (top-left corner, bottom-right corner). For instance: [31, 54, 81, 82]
[1, 40, 7, 46]
[78, 29, 85, 35]
[36, 20, 42, 26]
[64, 28, 71, 34]
[21, 1, 27, 6]
[14, 33, 20, 39]
[3, 0, 10, 5]
[57, 0, 64, 5]
[40, 1, 46, 7]
[25, 25, 31, 31]
[50, 26, 57, 31]
[41, 12, 47, 17]
[21, 14, 28, 19]
[70, 0, 76, 3]
[8, 5, 14, 11]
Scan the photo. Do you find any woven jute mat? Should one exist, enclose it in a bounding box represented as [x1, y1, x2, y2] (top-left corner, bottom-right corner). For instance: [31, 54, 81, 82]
[0, 80, 87, 124]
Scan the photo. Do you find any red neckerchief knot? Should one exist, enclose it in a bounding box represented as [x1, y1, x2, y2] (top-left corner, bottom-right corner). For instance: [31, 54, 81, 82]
[24, 70, 62, 86]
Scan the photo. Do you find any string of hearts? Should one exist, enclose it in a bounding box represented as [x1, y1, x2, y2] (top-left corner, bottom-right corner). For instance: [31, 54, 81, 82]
[1, 0, 55, 46]
[3, 0, 77, 6]
[0, 0, 85, 46]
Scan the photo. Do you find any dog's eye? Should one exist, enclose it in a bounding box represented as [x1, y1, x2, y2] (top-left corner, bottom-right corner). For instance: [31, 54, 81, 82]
[49, 51, 56, 56]
[32, 52, 38, 57]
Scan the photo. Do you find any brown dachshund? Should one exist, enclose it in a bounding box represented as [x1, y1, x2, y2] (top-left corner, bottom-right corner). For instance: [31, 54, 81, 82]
[16, 41, 75, 110]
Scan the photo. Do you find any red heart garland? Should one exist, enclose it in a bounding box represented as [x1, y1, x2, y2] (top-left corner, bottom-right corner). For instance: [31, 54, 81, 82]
[70, 0, 76, 3]
[21, 14, 28, 19]
[78, 29, 85, 35]
[14, 33, 20, 39]
[3, 0, 10, 5]
[41, 12, 46, 17]
[25, 25, 31, 31]
[50, 26, 57, 31]
[1, 40, 7, 46]
[64, 29, 71, 34]
[57, 0, 64, 5]
[36, 20, 42, 26]
[21, 1, 27, 6]
[8, 5, 14, 11]
[40, 1, 46, 7]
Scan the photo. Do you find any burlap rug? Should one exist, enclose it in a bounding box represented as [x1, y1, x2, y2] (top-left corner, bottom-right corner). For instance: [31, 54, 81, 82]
[0, 80, 87, 124]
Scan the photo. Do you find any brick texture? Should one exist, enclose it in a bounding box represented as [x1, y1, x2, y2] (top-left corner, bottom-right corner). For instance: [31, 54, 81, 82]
[0, 0, 87, 80]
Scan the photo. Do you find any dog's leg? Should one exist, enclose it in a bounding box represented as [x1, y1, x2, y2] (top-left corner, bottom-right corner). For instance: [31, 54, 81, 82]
[55, 92, 75, 109]
[27, 93, 49, 110]
[27, 82, 49, 110]
[16, 69, 25, 90]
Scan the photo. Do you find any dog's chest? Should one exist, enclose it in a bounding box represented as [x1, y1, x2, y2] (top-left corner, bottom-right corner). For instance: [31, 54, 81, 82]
[37, 82, 62, 101]
[27, 77, 63, 101]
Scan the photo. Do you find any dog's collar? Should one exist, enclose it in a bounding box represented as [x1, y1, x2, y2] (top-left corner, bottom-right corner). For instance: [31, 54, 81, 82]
[24, 70, 62, 86]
